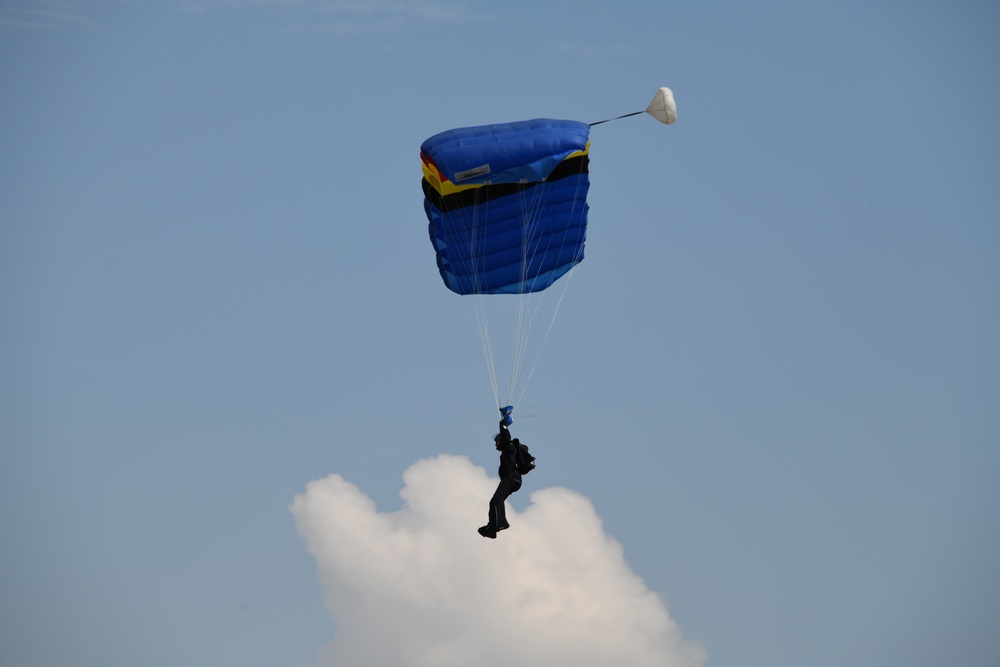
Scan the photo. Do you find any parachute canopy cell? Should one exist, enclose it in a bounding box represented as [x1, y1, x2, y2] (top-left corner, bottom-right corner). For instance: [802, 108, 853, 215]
[421, 119, 591, 295]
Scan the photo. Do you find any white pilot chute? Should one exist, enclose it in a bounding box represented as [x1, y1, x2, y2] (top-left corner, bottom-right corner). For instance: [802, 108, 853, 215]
[645, 87, 677, 125]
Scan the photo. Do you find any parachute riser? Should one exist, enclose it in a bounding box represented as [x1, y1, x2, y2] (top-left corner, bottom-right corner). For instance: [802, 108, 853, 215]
[500, 405, 514, 426]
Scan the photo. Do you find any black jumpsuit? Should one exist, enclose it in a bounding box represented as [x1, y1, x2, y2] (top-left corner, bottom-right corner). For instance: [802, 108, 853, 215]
[485, 420, 522, 534]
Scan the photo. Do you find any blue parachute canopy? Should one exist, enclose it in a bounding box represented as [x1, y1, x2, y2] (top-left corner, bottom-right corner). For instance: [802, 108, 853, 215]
[420, 119, 591, 295]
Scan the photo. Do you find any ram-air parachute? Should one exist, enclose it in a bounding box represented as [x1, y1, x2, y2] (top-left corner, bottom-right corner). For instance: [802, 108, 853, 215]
[421, 88, 676, 421]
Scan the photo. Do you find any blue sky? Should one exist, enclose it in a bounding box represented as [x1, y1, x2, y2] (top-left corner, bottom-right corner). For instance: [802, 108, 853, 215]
[2, 1, 998, 666]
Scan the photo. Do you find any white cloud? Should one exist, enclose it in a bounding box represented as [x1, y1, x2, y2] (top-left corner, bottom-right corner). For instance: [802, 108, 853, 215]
[0, 0, 99, 30]
[291, 454, 707, 667]
[1, 0, 487, 33]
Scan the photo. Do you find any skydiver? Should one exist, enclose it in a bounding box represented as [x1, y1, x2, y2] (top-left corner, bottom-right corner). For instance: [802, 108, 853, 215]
[478, 418, 522, 539]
